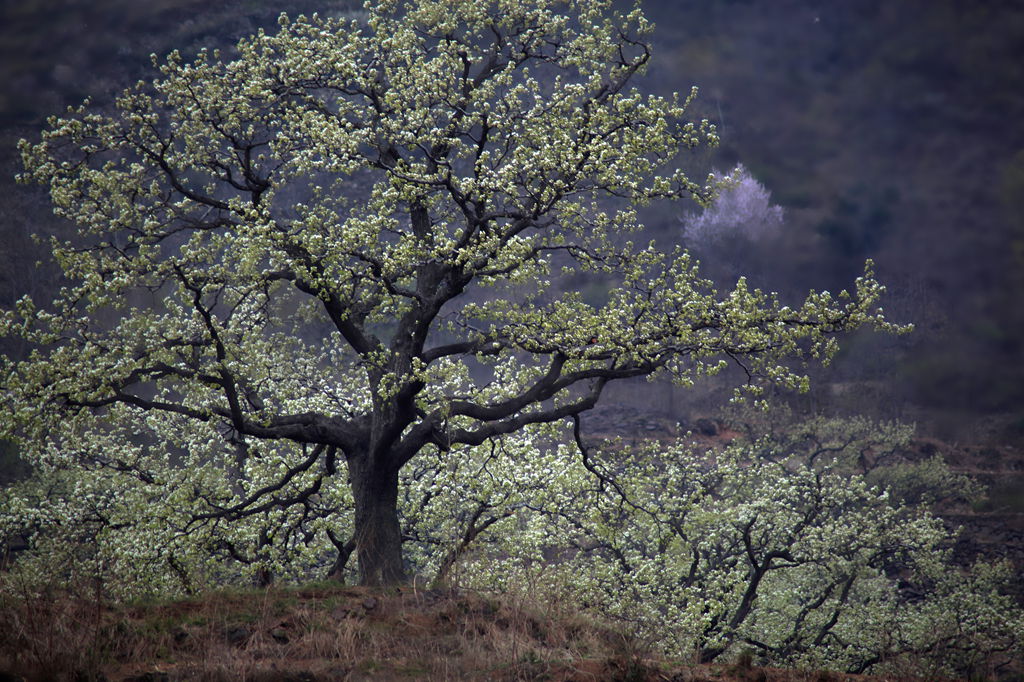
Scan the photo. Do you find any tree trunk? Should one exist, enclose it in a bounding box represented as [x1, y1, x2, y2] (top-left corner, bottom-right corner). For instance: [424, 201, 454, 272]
[349, 457, 406, 586]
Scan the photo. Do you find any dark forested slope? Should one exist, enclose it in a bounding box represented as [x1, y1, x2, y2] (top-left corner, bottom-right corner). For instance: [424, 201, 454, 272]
[2, 0, 1023, 424]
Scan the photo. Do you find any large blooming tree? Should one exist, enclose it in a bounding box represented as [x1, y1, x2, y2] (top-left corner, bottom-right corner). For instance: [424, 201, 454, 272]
[3, 0, 897, 585]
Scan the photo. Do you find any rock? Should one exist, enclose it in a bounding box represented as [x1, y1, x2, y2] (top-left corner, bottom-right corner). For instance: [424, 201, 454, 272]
[695, 417, 718, 436]
[280, 672, 316, 681]
[361, 596, 379, 611]
[123, 674, 169, 682]
[225, 625, 250, 646]
[73, 672, 108, 682]
[330, 606, 352, 620]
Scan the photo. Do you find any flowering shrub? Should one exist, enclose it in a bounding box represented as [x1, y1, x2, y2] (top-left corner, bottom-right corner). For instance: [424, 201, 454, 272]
[683, 165, 784, 247]
[421, 415, 1021, 677]
[3, 413, 1018, 677]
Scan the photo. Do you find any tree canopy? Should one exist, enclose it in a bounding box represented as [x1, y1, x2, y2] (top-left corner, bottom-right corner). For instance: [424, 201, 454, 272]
[2, 0, 899, 586]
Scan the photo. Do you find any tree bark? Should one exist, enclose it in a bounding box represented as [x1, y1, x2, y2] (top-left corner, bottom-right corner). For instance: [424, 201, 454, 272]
[349, 456, 406, 586]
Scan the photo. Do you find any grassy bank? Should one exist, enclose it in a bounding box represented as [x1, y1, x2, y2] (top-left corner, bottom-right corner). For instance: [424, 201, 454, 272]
[0, 582, 924, 682]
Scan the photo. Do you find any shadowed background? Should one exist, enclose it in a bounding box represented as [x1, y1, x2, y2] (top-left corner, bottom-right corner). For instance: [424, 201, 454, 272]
[1, 0, 1022, 466]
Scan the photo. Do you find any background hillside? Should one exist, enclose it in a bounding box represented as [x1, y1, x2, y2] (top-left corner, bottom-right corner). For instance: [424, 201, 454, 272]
[3, 0, 1023, 424]
[643, 0, 1024, 422]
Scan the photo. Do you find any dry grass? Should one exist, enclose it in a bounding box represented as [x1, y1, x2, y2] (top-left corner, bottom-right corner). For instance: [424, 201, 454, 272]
[0, 581, 625, 681]
[0, 581, 937, 682]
